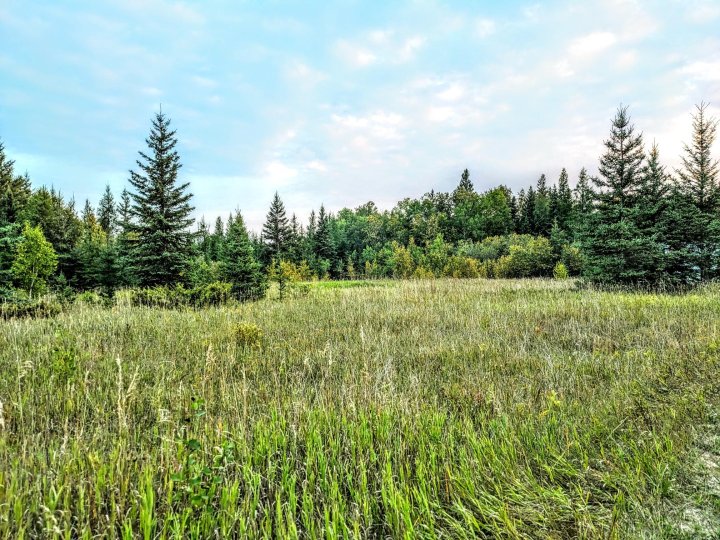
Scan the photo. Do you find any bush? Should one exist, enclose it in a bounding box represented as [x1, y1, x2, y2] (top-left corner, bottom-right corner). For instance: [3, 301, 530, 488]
[189, 282, 232, 307]
[0, 296, 62, 320]
[234, 323, 263, 349]
[561, 244, 584, 276]
[412, 266, 435, 279]
[443, 256, 480, 278]
[129, 282, 235, 309]
[75, 291, 104, 306]
[553, 262, 569, 279]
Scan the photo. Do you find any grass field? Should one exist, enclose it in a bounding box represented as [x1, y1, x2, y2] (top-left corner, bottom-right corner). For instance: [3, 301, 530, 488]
[0, 279, 719, 538]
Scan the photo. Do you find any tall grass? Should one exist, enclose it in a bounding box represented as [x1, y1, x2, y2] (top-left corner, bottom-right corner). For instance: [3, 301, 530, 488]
[0, 279, 718, 538]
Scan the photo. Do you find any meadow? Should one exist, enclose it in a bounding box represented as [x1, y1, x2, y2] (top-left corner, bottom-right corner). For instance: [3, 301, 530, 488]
[0, 279, 718, 539]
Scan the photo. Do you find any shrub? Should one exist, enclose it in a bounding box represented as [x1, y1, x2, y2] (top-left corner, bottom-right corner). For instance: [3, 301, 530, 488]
[412, 266, 435, 279]
[561, 244, 584, 276]
[0, 296, 62, 320]
[129, 283, 234, 309]
[553, 262, 570, 279]
[234, 323, 263, 349]
[189, 282, 232, 307]
[75, 291, 104, 306]
[443, 256, 480, 278]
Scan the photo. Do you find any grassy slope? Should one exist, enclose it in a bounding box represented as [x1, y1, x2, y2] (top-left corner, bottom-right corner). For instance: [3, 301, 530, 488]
[0, 279, 718, 538]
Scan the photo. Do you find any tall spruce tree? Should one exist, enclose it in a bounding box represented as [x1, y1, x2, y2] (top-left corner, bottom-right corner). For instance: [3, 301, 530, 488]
[0, 143, 30, 292]
[127, 111, 195, 286]
[533, 174, 552, 235]
[219, 210, 266, 300]
[97, 184, 116, 237]
[555, 168, 573, 231]
[676, 102, 719, 213]
[314, 204, 335, 276]
[261, 191, 290, 262]
[583, 106, 663, 284]
[670, 103, 720, 281]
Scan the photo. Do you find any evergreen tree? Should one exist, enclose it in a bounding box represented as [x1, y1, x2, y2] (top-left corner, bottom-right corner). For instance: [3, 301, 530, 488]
[314, 205, 334, 276]
[219, 210, 266, 300]
[261, 191, 290, 261]
[671, 103, 720, 281]
[0, 142, 31, 227]
[676, 102, 719, 213]
[209, 216, 224, 260]
[533, 174, 551, 235]
[571, 168, 594, 240]
[582, 106, 663, 285]
[0, 143, 30, 292]
[97, 184, 116, 237]
[519, 186, 536, 234]
[115, 188, 135, 287]
[127, 111, 195, 287]
[554, 168, 573, 231]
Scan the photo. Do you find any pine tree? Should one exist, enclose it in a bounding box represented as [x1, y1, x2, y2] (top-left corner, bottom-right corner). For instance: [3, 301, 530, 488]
[261, 192, 290, 261]
[555, 168, 573, 232]
[0, 142, 31, 227]
[671, 103, 720, 281]
[97, 184, 116, 237]
[209, 216, 224, 260]
[314, 205, 334, 276]
[582, 106, 663, 285]
[127, 111, 195, 287]
[115, 188, 135, 287]
[533, 174, 551, 235]
[676, 102, 719, 213]
[219, 210, 266, 300]
[519, 186, 536, 234]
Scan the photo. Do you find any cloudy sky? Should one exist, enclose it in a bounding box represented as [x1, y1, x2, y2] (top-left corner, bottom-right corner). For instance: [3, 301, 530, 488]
[1, 1, 719, 230]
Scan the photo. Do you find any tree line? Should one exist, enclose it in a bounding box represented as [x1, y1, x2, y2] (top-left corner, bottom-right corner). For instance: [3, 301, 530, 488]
[0, 102, 718, 301]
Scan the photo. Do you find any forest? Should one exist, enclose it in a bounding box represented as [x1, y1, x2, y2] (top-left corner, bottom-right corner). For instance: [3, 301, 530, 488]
[0, 102, 718, 310]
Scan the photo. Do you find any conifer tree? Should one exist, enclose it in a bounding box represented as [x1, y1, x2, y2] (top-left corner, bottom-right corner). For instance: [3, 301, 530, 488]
[314, 205, 334, 276]
[533, 174, 552, 235]
[127, 111, 195, 287]
[582, 106, 662, 284]
[554, 168, 573, 231]
[676, 102, 719, 213]
[219, 210, 266, 300]
[261, 191, 290, 261]
[97, 184, 116, 237]
[669, 103, 720, 281]
[519, 186, 536, 234]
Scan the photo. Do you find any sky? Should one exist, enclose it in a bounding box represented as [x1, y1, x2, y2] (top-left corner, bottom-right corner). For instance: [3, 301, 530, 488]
[1, 0, 719, 231]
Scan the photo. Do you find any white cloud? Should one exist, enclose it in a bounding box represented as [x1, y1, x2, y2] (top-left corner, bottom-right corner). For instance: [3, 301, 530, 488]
[335, 40, 377, 67]
[437, 83, 466, 102]
[334, 31, 425, 68]
[475, 18, 496, 38]
[569, 31, 617, 57]
[616, 50, 638, 70]
[678, 59, 720, 82]
[263, 162, 298, 187]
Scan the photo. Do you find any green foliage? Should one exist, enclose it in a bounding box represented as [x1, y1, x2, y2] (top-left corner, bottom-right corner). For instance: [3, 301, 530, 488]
[553, 261, 569, 279]
[234, 322, 263, 349]
[11, 222, 58, 296]
[218, 211, 266, 301]
[443, 255, 480, 278]
[127, 111, 195, 287]
[0, 294, 62, 320]
[128, 282, 233, 309]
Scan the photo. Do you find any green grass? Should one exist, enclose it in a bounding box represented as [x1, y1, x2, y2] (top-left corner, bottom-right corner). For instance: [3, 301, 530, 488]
[0, 279, 718, 538]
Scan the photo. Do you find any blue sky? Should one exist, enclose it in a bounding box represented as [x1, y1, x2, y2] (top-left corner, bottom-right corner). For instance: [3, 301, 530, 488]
[1, 1, 719, 230]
